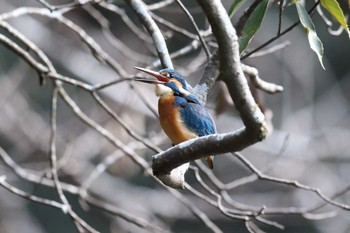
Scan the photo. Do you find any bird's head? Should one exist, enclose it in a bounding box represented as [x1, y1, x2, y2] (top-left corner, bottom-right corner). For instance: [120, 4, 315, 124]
[134, 67, 190, 97]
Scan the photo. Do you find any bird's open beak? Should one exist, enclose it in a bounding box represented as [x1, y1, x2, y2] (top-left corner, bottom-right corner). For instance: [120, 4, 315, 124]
[134, 67, 169, 84]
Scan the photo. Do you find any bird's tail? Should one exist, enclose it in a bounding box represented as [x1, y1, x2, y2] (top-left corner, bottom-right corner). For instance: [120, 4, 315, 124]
[205, 156, 214, 169]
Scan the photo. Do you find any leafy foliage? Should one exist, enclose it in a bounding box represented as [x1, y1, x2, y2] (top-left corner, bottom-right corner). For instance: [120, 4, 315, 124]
[320, 0, 350, 37]
[295, 1, 325, 69]
[237, 0, 269, 54]
[228, 0, 247, 17]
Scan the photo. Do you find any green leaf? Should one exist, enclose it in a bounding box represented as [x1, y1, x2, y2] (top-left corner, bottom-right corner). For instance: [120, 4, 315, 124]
[320, 0, 350, 37]
[228, 0, 247, 17]
[295, 1, 325, 69]
[238, 0, 269, 54]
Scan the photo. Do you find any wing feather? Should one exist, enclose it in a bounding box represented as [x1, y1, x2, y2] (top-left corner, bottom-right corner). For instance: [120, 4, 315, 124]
[178, 101, 216, 137]
[173, 94, 216, 169]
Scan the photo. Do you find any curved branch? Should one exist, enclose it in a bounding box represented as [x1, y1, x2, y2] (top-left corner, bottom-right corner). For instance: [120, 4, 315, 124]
[125, 0, 173, 69]
[153, 129, 248, 175]
[99, 2, 153, 44]
[242, 64, 284, 94]
[198, 0, 264, 129]
[0, 7, 128, 77]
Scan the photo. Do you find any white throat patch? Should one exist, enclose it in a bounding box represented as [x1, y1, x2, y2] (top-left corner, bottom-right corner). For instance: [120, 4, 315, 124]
[155, 84, 172, 96]
[155, 84, 192, 97]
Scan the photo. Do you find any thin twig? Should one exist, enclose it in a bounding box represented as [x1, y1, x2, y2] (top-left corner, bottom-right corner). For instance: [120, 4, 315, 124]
[92, 77, 134, 91]
[151, 40, 201, 68]
[248, 40, 290, 58]
[232, 152, 350, 211]
[0, 34, 49, 73]
[50, 86, 99, 233]
[84, 4, 155, 63]
[167, 187, 224, 233]
[91, 91, 161, 153]
[99, 2, 153, 43]
[84, 194, 166, 232]
[174, 0, 211, 60]
[278, 0, 284, 35]
[58, 86, 150, 170]
[151, 12, 199, 39]
[147, 0, 174, 10]
[0, 175, 65, 209]
[0, 7, 128, 77]
[316, 4, 345, 36]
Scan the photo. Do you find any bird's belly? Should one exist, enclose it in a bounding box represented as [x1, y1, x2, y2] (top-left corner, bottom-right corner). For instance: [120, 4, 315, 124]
[158, 97, 197, 144]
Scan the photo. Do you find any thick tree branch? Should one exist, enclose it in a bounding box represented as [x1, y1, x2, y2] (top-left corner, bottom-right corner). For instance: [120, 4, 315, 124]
[199, 0, 265, 129]
[153, 128, 251, 175]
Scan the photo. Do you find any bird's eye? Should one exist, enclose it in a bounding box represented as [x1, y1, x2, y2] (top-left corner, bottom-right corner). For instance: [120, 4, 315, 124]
[161, 72, 171, 78]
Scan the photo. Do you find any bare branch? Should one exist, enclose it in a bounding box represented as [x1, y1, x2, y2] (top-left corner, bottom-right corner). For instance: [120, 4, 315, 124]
[0, 7, 128, 77]
[147, 0, 174, 10]
[174, 0, 211, 60]
[151, 40, 201, 69]
[50, 87, 99, 233]
[91, 91, 162, 153]
[232, 152, 350, 211]
[167, 187, 223, 233]
[278, 0, 284, 35]
[242, 64, 284, 94]
[35, 0, 102, 12]
[125, 0, 173, 69]
[99, 2, 153, 43]
[83, 194, 166, 232]
[248, 40, 290, 58]
[84, 4, 155, 63]
[0, 175, 65, 210]
[0, 33, 49, 73]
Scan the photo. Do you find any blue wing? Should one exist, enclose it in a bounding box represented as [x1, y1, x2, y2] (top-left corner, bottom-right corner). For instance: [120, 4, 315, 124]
[173, 94, 216, 168]
[174, 95, 216, 137]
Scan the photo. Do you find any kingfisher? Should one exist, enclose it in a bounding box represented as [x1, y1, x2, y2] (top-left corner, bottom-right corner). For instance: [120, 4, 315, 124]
[134, 67, 216, 169]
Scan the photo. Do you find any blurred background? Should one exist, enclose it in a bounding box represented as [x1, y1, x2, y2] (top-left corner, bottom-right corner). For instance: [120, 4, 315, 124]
[0, 0, 349, 232]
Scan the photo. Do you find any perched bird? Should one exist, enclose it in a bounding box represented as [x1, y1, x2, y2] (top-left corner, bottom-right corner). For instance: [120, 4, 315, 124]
[134, 67, 216, 168]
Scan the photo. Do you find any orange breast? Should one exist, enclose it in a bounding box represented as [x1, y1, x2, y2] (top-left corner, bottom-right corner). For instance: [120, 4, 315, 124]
[158, 94, 197, 144]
